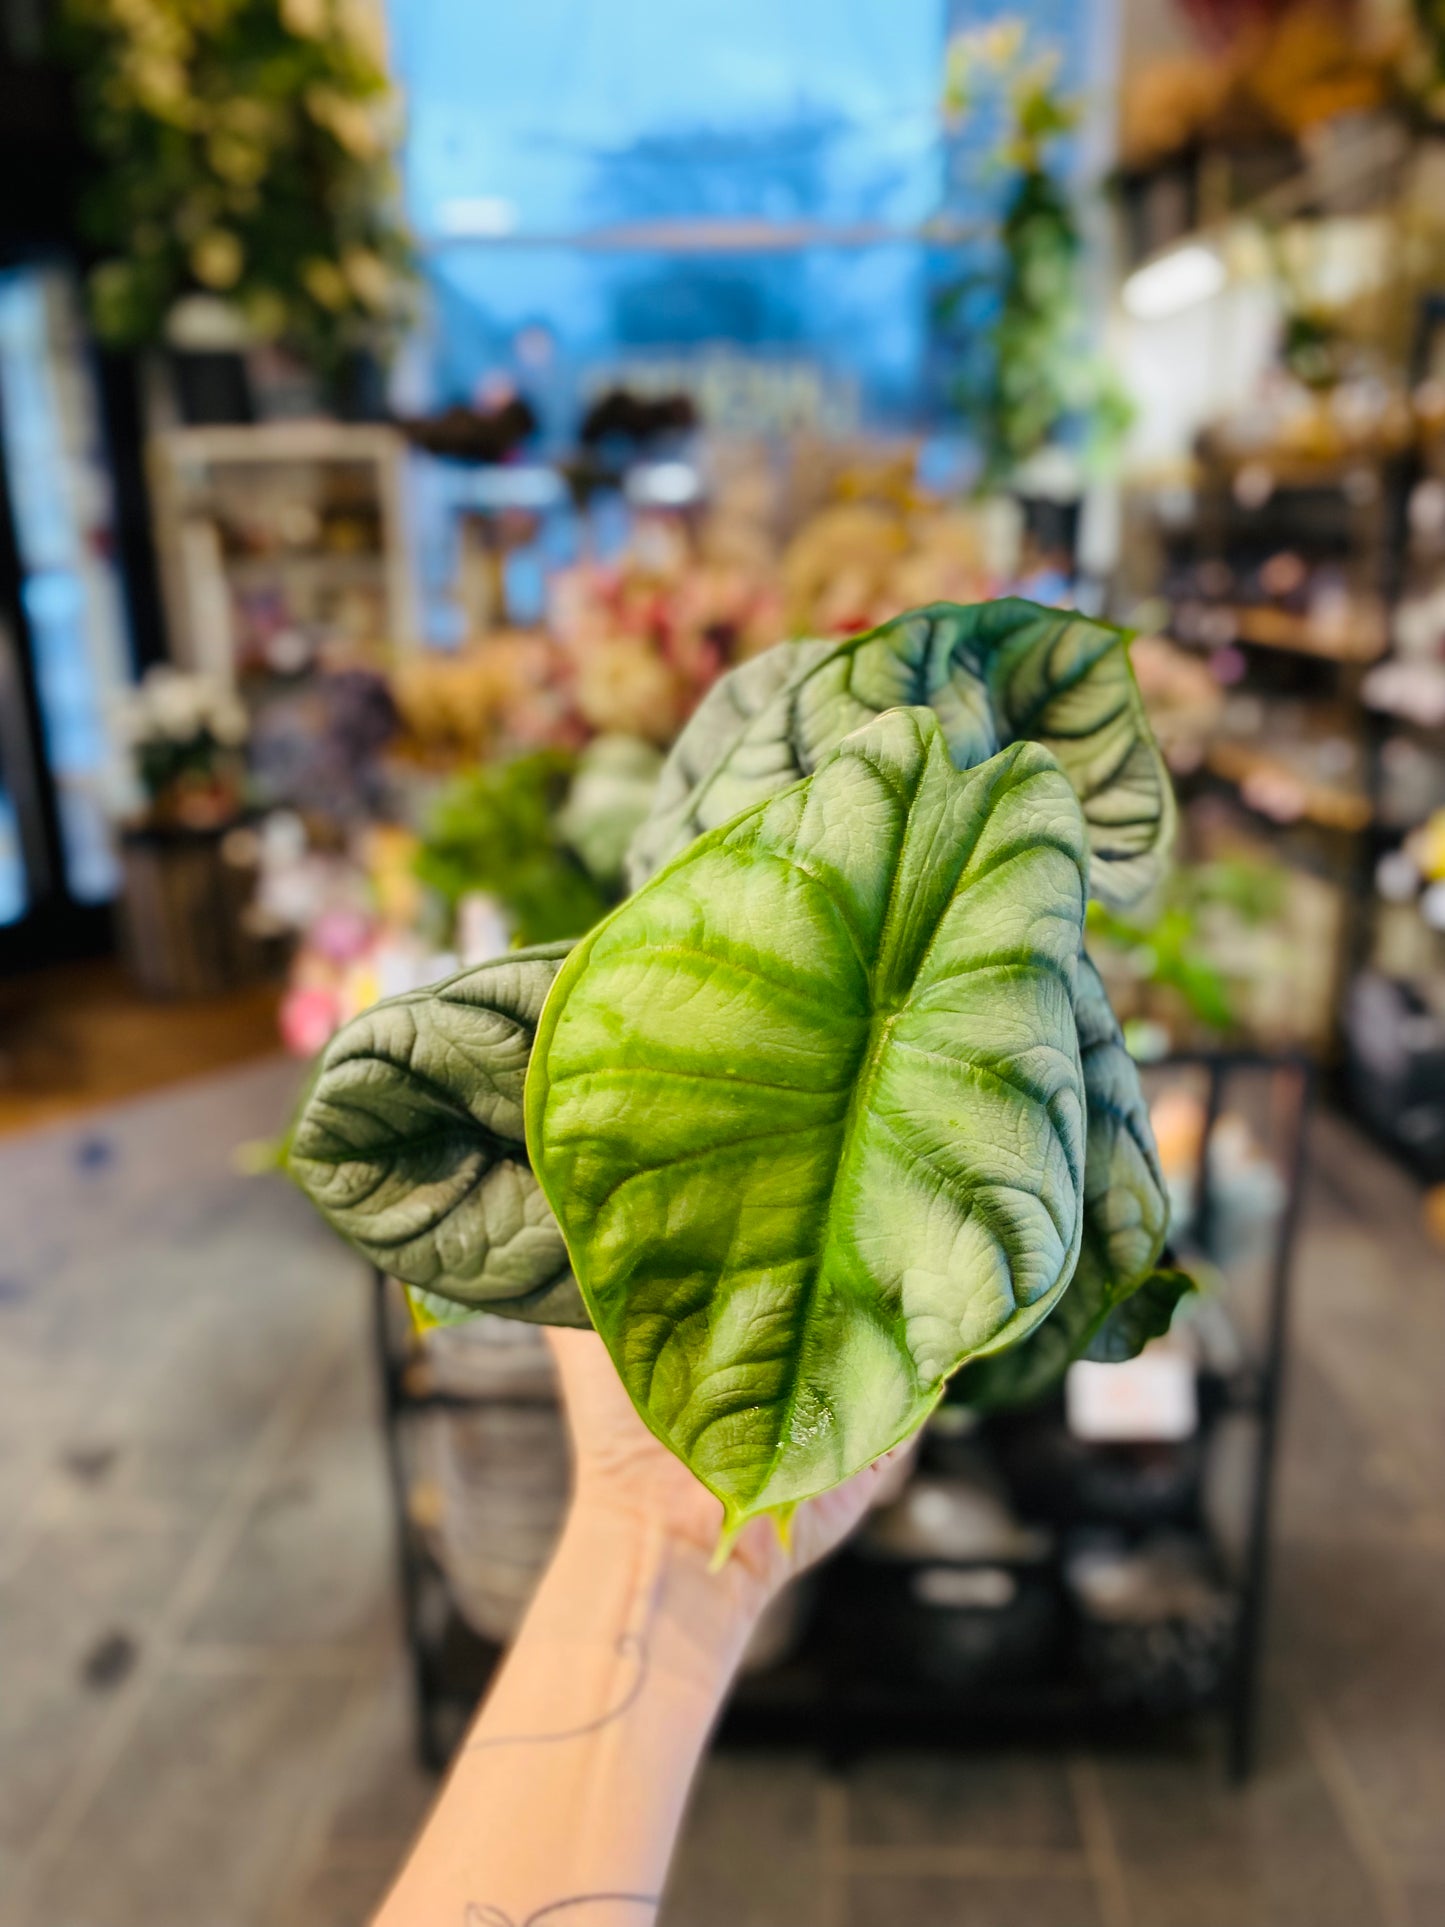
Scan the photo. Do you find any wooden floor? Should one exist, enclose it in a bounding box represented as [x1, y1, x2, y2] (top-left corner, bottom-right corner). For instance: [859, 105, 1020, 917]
[0, 959, 282, 1137]
[0, 1069, 1441, 1926]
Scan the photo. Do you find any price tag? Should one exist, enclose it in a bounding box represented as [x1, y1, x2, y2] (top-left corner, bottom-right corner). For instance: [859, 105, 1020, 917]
[1065, 1343, 1198, 1443]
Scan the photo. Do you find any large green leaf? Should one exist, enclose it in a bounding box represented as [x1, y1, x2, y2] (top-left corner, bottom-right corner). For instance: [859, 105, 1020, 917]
[626, 599, 1173, 912]
[528, 708, 1090, 1525]
[957, 955, 1172, 1408]
[624, 605, 998, 889]
[968, 598, 1176, 910]
[287, 943, 587, 1327]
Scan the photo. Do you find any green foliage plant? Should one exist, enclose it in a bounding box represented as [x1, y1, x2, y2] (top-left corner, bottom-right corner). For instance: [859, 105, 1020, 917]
[286, 601, 1189, 1527]
[62, 0, 413, 371]
[414, 751, 612, 951]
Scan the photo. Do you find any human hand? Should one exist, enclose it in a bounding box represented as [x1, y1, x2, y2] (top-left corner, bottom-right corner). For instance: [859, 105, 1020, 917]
[546, 1326, 910, 1623]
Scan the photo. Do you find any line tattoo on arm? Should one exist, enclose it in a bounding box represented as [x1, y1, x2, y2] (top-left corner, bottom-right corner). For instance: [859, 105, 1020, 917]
[464, 1893, 659, 1925]
[465, 1537, 672, 1756]
[464, 1628, 650, 1754]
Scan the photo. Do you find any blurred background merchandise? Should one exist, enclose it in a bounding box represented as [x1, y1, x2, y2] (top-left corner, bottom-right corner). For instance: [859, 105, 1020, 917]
[1, 3, 1445, 1925]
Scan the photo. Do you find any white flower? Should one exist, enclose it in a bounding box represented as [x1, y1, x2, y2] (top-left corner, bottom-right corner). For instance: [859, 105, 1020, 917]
[209, 699, 249, 747]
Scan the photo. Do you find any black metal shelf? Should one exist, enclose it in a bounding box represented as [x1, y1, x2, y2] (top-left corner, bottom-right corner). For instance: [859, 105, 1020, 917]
[373, 1050, 1311, 1785]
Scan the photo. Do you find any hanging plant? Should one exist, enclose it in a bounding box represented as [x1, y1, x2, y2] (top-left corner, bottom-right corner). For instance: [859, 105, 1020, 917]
[937, 25, 1131, 491]
[61, 0, 415, 374]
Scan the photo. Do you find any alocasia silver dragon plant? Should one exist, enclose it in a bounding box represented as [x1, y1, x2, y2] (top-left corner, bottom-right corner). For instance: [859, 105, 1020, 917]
[287, 599, 1188, 1531]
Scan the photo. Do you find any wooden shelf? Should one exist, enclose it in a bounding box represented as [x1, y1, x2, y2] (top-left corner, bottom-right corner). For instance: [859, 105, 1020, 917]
[222, 551, 386, 584]
[1230, 604, 1387, 664]
[1205, 742, 1372, 832]
[1171, 603, 1387, 665]
[1194, 446, 1408, 488]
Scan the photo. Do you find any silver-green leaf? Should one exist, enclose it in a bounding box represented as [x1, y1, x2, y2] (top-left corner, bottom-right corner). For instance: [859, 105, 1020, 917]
[958, 954, 1173, 1408]
[971, 598, 1176, 909]
[626, 599, 1173, 912]
[287, 942, 587, 1326]
[624, 605, 998, 889]
[528, 708, 1090, 1525]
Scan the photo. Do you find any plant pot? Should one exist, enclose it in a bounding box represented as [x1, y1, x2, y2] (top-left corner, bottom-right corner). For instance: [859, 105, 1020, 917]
[1014, 491, 1081, 568]
[167, 349, 255, 425]
[115, 821, 265, 998]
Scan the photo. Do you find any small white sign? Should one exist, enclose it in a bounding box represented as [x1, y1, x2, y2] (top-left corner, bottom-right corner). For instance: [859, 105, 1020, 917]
[1065, 1344, 1198, 1443]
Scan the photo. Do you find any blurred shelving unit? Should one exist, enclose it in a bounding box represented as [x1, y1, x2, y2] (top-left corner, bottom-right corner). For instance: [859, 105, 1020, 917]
[1105, 72, 1445, 1134]
[1119, 442, 1404, 1058]
[147, 420, 420, 688]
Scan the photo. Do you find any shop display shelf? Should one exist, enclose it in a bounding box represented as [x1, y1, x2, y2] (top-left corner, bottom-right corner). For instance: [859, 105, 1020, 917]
[1202, 741, 1374, 832]
[1172, 603, 1388, 664]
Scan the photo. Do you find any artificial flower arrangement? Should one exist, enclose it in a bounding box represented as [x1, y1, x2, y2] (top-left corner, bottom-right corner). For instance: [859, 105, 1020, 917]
[266, 819, 437, 1058]
[283, 598, 1195, 1521]
[272, 738, 664, 1057]
[386, 480, 1018, 768]
[546, 527, 785, 748]
[275, 464, 1071, 1067]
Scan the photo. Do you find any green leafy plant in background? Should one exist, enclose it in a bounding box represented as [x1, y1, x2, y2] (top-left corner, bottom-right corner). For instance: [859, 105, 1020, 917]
[414, 751, 613, 950]
[936, 23, 1131, 489]
[286, 600, 1189, 1526]
[1086, 856, 1288, 1038]
[61, 0, 414, 372]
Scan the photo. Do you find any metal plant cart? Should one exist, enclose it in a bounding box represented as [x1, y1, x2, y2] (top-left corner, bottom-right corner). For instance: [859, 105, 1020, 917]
[372, 1049, 1311, 1782]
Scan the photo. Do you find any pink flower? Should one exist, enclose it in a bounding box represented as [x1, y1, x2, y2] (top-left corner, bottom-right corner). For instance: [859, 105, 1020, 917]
[309, 906, 374, 965]
[280, 986, 340, 1058]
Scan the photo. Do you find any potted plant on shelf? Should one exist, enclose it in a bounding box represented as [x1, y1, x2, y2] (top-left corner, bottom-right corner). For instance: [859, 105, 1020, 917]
[112, 667, 264, 995]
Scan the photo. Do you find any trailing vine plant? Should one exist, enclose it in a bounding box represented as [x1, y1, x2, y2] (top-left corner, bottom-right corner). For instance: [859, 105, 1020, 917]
[937, 20, 1131, 491]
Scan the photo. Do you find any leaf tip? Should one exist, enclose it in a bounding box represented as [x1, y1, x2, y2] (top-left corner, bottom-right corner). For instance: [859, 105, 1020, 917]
[769, 1501, 798, 1551]
[233, 1135, 289, 1178]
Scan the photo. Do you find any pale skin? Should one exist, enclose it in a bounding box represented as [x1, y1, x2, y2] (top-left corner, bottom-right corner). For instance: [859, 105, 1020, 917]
[375, 1327, 904, 1927]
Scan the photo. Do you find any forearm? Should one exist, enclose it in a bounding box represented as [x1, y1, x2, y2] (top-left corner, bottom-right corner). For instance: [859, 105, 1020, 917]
[375, 1507, 758, 1926]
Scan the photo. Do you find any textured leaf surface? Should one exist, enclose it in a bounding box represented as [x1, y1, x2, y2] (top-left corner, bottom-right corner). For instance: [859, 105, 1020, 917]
[529, 709, 1090, 1523]
[958, 954, 1171, 1408]
[624, 606, 998, 889]
[627, 599, 1173, 912]
[971, 598, 1176, 909]
[288, 943, 587, 1326]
